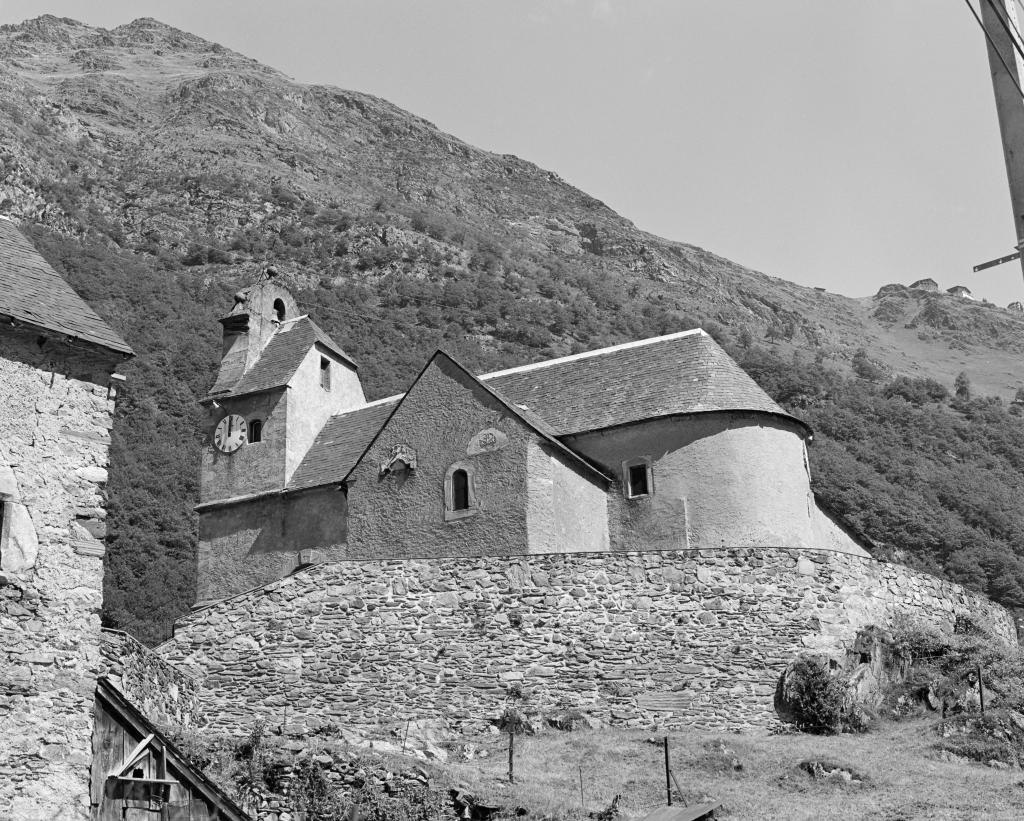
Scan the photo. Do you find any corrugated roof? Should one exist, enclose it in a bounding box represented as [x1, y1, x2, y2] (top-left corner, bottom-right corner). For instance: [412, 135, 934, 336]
[212, 316, 355, 398]
[480, 329, 805, 436]
[286, 329, 806, 492]
[0, 218, 132, 355]
[287, 398, 399, 490]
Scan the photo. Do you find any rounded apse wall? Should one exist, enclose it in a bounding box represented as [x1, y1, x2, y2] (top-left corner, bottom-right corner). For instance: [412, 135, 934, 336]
[567, 412, 815, 550]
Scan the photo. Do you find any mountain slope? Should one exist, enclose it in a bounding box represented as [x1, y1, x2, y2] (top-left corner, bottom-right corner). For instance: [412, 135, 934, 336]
[2, 15, 1024, 642]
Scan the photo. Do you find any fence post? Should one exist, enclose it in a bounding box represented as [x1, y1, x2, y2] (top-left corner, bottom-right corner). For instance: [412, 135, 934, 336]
[664, 737, 671, 806]
[978, 663, 985, 715]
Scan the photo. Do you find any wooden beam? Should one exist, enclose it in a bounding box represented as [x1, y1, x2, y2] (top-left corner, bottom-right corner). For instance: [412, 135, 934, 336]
[979, 0, 1024, 277]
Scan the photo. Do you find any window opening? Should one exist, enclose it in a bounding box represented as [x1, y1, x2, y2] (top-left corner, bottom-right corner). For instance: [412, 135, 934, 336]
[320, 357, 331, 391]
[623, 458, 653, 499]
[248, 419, 263, 443]
[628, 464, 649, 496]
[273, 298, 286, 322]
[444, 462, 477, 521]
[452, 469, 470, 511]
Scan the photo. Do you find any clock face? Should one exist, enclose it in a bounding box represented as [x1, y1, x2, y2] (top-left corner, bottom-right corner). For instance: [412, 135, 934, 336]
[213, 414, 248, 453]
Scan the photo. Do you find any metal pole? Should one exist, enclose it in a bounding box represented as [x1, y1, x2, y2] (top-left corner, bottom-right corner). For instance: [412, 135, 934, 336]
[978, 663, 986, 715]
[578, 765, 585, 816]
[664, 736, 671, 806]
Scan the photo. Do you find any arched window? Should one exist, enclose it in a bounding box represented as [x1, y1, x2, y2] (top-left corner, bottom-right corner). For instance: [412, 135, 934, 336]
[248, 419, 263, 443]
[444, 462, 477, 521]
[273, 298, 286, 322]
[452, 469, 469, 510]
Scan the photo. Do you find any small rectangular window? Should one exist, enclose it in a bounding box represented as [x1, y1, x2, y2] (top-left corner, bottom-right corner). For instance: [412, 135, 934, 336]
[623, 458, 653, 499]
[628, 464, 649, 496]
[320, 357, 331, 391]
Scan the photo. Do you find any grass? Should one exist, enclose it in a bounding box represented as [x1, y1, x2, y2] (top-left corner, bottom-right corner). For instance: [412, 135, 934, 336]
[436, 717, 1024, 820]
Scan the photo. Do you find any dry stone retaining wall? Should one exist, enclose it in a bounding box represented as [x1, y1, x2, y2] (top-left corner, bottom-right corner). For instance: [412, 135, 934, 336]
[0, 329, 122, 821]
[159, 547, 1016, 737]
[99, 629, 204, 727]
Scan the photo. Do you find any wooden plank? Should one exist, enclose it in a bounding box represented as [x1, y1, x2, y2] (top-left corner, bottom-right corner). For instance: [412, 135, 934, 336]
[113, 733, 156, 777]
[642, 801, 722, 821]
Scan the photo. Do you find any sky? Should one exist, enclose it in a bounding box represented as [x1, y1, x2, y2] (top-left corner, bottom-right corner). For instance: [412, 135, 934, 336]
[1, 0, 1022, 304]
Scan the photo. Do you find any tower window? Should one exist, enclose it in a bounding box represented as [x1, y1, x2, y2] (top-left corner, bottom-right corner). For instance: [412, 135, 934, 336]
[248, 419, 263, 443]
[320, 357, 331, 391]
[623, 457, 653, 499]
[444, 462, 477, 521]
[273, 298, 286, 322]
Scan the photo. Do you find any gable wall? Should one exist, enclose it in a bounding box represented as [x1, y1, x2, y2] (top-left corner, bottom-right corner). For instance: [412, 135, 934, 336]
[283, 345, 364, 484]
[1, 326, 121, 820]
[346, 359, 536, 558]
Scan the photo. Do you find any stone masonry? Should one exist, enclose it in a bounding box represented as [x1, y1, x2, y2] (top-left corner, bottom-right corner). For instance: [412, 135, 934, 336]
[0, 326, 124, 821]
[159, 546, 1016, 737]
[99, 629, 204, 728]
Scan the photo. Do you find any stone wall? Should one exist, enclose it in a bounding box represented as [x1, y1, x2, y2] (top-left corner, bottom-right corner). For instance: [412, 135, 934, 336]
[159, 547, 1015, 738]
[0, 327, 122, 820]
[99, 629, 203, 727]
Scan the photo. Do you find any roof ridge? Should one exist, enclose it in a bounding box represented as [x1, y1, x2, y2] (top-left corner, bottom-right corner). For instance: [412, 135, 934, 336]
[479, 328, 706, 380]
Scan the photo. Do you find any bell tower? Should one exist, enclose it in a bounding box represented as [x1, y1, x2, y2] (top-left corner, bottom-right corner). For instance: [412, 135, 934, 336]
[209, 279, 300, 395]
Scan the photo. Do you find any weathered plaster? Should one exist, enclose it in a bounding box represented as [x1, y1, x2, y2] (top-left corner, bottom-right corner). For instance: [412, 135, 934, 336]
[196, 489, 348, 604]
[346, 358, 540, 559]
[0, 326, 122, 820]
[201, 390, 286, 501]
[282, 343, 364, 483]
[526, 441, 609, 553]
[565, 413, 865, 554]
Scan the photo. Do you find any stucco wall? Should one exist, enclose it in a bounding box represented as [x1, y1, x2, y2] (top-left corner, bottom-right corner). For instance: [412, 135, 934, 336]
[159, 547, 1015, 736]
[346, 357, 547, 559]
[196, 489, 347, 604]
[0, 327, 122, 820]
[201, 389, 286, 502]
[566, 414, 859, 554]
[526, 441, 609, 553]
[284, 344, 364, 484]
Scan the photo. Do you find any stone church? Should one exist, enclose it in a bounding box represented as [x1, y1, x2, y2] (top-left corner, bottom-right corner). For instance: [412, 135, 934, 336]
[196, 278, 869, 607]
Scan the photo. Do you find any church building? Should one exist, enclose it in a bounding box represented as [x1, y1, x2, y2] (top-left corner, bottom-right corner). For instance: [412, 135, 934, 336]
[195, 279, 868, 607]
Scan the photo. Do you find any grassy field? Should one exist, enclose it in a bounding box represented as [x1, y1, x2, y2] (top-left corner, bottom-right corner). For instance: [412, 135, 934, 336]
[438, 717, 1024, 821]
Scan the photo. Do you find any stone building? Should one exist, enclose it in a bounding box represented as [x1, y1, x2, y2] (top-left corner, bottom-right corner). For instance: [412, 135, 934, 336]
[909, 277, 938, 291]
[0, 219, 133, 819]
[195, 281, 869, 606]
[946, 285, 973, 299]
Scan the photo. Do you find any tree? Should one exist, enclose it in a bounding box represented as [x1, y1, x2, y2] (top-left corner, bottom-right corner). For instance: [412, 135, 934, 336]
[955, 371, 971, 400]
[851, 348, 885, 382]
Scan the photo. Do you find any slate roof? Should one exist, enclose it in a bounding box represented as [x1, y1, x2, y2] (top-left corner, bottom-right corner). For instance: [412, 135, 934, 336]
[212, 316, 355, 398]
[480, 329, 805, 436]
[0, 218, 132, 355]
[287, 398, 399, 490]
[285, 331, 797, 492]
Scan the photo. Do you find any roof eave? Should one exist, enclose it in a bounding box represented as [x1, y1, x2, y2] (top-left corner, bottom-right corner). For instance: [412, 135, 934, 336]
[559, 408, 813, 441]
[0, 312, 134, 358]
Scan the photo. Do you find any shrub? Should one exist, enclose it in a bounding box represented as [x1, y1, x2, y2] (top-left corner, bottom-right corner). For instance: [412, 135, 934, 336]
[776, 656, 848, 734]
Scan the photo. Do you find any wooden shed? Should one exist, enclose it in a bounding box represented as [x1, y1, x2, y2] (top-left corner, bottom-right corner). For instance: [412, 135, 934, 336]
[91, 677, 249, 821]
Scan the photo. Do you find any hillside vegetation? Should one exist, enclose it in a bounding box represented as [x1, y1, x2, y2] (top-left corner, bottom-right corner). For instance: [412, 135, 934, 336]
[3, 16, 1024, 642]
